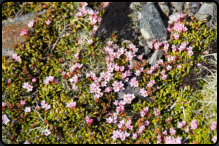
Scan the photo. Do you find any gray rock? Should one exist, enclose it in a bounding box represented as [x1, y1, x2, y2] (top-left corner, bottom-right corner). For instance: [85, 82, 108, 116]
[147, 49, 163, 65]
[168, 13, 178, 24]
[2, 10, 46, 57]
[189, 2, 201, 14]
[159, 2, 170, 16]
[194, 3, 217, 25]
[144, 45, 151, 55]
[140, 3, 168, 41]
[171, 2, 184, 12]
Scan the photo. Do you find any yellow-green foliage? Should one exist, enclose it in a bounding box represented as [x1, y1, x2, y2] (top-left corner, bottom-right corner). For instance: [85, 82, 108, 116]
[2, 2, 217, 144]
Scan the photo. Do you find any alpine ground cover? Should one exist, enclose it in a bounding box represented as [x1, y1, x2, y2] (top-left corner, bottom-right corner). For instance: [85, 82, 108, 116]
[2, 2, 217, 144]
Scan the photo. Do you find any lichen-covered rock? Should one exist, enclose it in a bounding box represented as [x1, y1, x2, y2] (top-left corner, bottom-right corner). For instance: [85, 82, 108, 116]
[194, 3, 217, 28]
[171, 2, 184, 12]
[139, 3, 168, 41]
[2, 10, 46, 57]
[159, 2, 170, 16]
[147, 49, 163, 65]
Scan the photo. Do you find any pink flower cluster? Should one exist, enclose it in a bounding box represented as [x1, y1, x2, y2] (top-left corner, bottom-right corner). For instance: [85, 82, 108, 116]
[41, 100, 51, 111]
[165, 136, 182, 144]
[112, 129, 130, 141]
[22, 82, 33, 92]
[69, 63, 83, 73]
[112, 81, 124, 92]
[139, 88, 148, 97]
[44, 76, 54, 85]
[147, 80, 155, 88]
[190, 119, 198, 130]
[113, 100, 125, 112]
[85, 115, 94, 125]
[28, 19, 34, 28]
[2, 114, 10, 125]
[66, 100, 76, 109]
[210, 121, 217, 131]
[123, 94, 135, 104]
[74, 49, 81, 60]
[177, 121, 187, 128]
[12, 53, 21, 62]
[130, 77, 139, 88]
[140, 107, 149, 117]
[20, 29, 28, 36]
[25, 107, 31, 113]
[44, 129, 51, 136]
[2, 102, 6, 110]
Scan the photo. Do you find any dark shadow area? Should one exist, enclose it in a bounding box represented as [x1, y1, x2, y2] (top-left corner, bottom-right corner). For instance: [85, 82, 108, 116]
[95, 2, 138, 42]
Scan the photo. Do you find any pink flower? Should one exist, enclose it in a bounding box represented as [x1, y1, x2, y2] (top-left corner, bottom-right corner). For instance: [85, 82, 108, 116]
[157, 134, 162, 144]
[139, 88, 148, 97]
[177, 64, 182, 69]
[44, 129, 51, 136]
[172, 22, 188, 33]
[171, 44, 177, 52]
[86, 116, 94, 125]
[166, 65, 172, 71]
[119, 66, 125, 72]
[190, 119, 198, 130]
[188, 50, 193, 56]
[87, 39, 93, 45]
[12, 53, 21, 62]
[169, 127, 176, 135]
[2, 114, 10, 125]
[132, 133, 137, 139]
[116, 101, 125, 112]
[137, 54, 143, 60]
[106, 117, 113, 123]
[162, 130, 167, 136]
[102, 2, 110, 8]
[44, 104, 51, 111]
[212, 135, 217, 143]
[130, 77, 139, 88]
[24, 140, 31, 144]
[28, 19, 34, 28]
[123, 94, 135, 104]
[25, 107, 31, 113]
[187, 46, 193, 51]
[45, 20, 51, 26]
[145, 120, 150, 126]
[2, 102, 6, 110]
[112, 81, 124, 92]
[161, 74, 167, 80]
[177, 12, 186, 20]
[105, 87, 112, 93]
[154, 109, 160, 116]
[138, 125, 145, 134]
[20, 29, 28, 36]
[20, 100, 26, 105]
[147, 80, 155, 88]
[22, 82, 33, 92]
[125, 51, 134, 61]
[210, 121, 217, 131]
[32, 77, 37, 83]
[67, 101, 76, 109]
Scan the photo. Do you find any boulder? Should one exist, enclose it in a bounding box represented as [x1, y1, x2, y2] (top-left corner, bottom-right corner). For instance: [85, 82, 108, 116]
[171, 2, 184, 12]
[147, 49, 163, 65]
[158, 2, 170, 16]
[2, 10, 46, 57]
[194, 3, 217, 28]
[139, 3, 168, 41]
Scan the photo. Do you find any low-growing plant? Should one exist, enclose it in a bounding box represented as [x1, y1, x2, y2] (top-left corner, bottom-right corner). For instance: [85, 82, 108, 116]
[2, 2, 217, 144]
